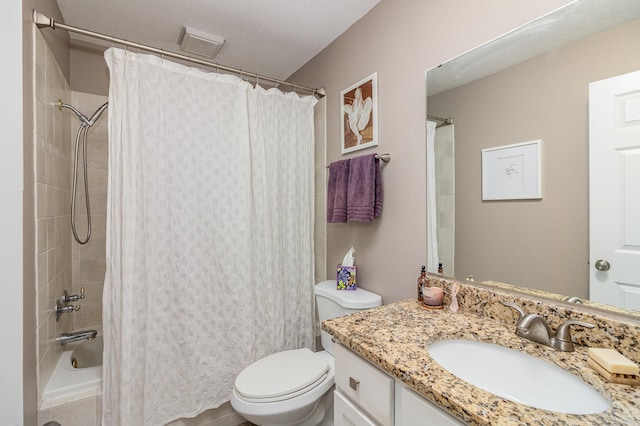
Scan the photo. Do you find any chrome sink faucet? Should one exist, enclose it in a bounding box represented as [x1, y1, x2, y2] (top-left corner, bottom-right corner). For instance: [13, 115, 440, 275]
[502, 302, 594, 352]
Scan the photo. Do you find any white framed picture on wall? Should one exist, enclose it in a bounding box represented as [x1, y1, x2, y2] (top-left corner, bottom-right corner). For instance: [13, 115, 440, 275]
[340, 72, 378, 154]
[482, 140, 542, 200]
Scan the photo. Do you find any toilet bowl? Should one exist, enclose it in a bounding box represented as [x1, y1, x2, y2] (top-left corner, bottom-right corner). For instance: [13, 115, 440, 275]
[230, 280, 382, 426]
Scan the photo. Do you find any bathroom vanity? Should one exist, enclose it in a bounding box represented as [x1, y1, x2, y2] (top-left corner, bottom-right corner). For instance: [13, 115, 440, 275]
[323, 276, 640, 425]
[334, 341, 462, 425]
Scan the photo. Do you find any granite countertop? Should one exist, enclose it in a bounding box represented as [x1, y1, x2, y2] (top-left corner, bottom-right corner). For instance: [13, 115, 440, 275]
[323, 299, 640, 425]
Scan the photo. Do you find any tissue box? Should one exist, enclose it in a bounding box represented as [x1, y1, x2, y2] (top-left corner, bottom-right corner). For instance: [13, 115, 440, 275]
[337, 264, 357, 290]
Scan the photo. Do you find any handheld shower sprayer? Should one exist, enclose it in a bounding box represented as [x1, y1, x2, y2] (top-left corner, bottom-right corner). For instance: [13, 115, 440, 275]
[58, 100, 108, 127]
[58, 99, 109, 244]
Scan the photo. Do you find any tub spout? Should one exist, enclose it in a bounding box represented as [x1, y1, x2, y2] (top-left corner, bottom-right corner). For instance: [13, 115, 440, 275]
[58, 329, 97, 346]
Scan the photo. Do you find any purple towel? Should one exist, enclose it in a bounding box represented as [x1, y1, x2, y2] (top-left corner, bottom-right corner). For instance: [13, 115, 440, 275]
[347, 153, 383, 222]
[327, 159, 350, 223]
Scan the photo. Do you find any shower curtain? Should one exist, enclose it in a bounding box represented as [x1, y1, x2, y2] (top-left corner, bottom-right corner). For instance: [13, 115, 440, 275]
[426, 121, 439, 273]
[102, 48, 317, 425]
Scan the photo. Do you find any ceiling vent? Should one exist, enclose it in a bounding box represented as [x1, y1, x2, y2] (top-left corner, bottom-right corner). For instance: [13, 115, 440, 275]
[179, 27, 225, 59]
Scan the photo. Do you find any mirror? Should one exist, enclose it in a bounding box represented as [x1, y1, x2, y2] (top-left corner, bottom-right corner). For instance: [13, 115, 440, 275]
[426, 0, 640, 315]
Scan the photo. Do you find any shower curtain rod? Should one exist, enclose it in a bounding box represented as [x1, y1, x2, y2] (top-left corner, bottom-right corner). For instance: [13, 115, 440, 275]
[32, 10, 325, 98]
[427, 114, 452, 124]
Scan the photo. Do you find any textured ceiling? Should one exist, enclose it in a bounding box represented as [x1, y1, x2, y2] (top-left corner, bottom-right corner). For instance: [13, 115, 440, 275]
[427, 0, 640, 96]
[56, 0, 381, 80]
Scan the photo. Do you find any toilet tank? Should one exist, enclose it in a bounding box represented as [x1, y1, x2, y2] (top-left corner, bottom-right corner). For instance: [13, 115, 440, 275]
[314, 280, 382, 355]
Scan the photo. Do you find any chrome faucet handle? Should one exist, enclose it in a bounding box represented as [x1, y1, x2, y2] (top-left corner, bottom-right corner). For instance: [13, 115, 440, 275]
[501, 301, 526, 320]
[62, 287, 86, 303]
[55, 300, 81, 322]
[555, 319, 595, 342]
[58, 304, 80, 313]
[552, 319, 595, 351]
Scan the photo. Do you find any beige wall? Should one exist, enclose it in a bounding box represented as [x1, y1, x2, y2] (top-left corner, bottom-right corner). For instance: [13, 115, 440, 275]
[289, 0, 574, 303]
[70, 43, 110, 96]
[428, 18, 640, 298]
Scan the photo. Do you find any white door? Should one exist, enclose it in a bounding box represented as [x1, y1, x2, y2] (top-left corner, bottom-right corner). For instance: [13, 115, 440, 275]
[589, 70, 640, 309]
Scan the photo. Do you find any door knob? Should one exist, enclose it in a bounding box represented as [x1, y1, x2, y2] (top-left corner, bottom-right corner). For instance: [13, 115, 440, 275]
[595, 259, 610, 271]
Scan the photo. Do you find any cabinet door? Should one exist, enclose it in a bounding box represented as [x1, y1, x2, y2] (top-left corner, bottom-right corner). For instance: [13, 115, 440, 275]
[335, 343, 394, 425]
[334, 390, 379, 426]
[395, 381, 465, 426]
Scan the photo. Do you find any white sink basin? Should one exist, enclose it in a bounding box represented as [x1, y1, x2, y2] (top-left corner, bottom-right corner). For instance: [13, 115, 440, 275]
[428, 339, 610, 414]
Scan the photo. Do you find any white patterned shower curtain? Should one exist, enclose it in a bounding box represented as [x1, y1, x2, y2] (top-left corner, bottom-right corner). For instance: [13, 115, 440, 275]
[102, 48, 317, 426]
[426, 120, 439, 273]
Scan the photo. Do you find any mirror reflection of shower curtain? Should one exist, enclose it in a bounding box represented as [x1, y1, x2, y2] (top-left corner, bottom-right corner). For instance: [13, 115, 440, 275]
[427, 121, 439, 273]
[427, 121, 455, 276]
[103, 48, 317, 426]
[434, 123, 455, 277]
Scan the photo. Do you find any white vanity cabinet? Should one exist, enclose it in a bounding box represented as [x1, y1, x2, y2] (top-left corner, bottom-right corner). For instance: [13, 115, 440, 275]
[334, 342, 465, 426]
[395, 381, 464, 425]
[334, 342, 394, 425]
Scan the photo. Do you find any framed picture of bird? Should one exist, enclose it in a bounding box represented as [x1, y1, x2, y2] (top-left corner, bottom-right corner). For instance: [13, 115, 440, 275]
[340, 72, 378, 154]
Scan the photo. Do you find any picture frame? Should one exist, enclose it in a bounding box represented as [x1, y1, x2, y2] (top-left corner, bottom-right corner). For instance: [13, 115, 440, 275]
[340, 73, 378, 154]
[482, 140, 542, 200]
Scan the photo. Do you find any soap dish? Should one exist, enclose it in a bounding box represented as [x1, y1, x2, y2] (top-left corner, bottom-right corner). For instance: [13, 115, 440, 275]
[587, 358, 640, 386]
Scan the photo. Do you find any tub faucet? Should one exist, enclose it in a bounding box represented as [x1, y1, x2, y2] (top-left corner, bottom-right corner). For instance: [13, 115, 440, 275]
[501, 302, 594, 352]
[58, 329, 97, 346]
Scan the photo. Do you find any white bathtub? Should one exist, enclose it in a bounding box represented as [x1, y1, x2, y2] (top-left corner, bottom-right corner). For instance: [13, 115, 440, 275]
[42, 336, 103, 408]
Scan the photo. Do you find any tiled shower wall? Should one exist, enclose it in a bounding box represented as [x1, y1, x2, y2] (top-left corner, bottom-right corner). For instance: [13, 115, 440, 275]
[34, 26, 109, 399]
[34, 27, 72, 398]
[69, 91, 108, 333]
[34, 26, 107, 419]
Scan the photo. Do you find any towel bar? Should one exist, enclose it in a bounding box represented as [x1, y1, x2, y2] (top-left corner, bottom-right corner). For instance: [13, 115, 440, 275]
[326, 153, 390, 168]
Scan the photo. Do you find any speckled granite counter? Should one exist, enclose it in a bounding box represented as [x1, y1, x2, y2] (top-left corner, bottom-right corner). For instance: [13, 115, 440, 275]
[323, 295, 640, 425]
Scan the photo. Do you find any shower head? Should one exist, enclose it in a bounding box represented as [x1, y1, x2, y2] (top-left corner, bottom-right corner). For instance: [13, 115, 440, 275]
[58, 99, 108, 127]
[88, 102, 108, 126]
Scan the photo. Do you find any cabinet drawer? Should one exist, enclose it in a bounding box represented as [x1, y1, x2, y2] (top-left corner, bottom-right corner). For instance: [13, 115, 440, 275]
[335, 343, 394, 425]
[334, 390, 378, 426]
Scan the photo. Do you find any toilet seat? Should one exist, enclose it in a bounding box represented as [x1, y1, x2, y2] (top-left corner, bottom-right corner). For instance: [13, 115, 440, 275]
[234, 348, 329, 403]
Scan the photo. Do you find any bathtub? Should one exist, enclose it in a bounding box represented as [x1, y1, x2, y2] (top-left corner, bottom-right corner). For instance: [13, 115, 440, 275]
[41, 336, 103, 408]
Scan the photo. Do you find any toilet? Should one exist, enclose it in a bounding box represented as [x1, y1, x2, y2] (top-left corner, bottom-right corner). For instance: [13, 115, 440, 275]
[230, 280, 382, 426]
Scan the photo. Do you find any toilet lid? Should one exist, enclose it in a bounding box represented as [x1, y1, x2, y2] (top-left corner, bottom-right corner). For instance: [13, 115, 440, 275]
[235, 348, 329, 402]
